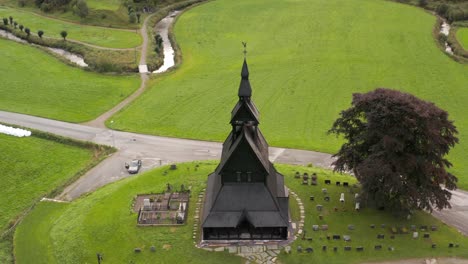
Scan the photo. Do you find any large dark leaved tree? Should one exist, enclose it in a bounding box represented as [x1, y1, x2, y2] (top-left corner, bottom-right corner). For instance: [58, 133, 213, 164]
[329, 88, 458, 215]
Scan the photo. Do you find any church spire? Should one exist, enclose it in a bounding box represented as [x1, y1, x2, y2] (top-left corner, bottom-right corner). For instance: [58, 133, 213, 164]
[238, 42, 252, 98]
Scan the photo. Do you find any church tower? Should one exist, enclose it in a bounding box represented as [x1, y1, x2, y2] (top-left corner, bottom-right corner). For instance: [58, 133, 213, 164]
[201, 58, 289, 240]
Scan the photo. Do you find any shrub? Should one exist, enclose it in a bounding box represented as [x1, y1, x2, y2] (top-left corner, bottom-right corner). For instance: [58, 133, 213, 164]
[13, 21, 18, 29]
[19, 24, 23, 31]
[38, 30, 44, 38]
[72, 0, 89, 18]
[60, 30, 67, 40]
[9, 16, 13, 25]
[129, 12, 136, 23]
[18, 0, 26, 7]
[418, 0, 427, 7]
[3, 18, 8, 25]
[24, 27, 30, 37]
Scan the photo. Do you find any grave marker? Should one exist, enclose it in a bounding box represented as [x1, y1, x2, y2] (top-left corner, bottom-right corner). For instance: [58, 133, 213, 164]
[306, 247, 313, 253]
[348, 225, 355, 231]
[344, 246, 352, 251]
[340, 193, 345, 203]
[424, 233, 430, 238]
[375, 245, 382, 250]
[316, 204, 323, 211]
[336, 181, 341, 186]
[325, 180, 331, 185]
[356, 246, 364, 252]
[413, 232, 418, 239]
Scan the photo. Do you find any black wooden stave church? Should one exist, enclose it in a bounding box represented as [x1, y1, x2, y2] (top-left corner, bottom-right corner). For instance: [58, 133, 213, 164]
[201, 59, 289, 240]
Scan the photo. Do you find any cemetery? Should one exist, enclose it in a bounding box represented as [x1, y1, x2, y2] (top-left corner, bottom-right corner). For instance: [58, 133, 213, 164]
[134, 184, 190, 226]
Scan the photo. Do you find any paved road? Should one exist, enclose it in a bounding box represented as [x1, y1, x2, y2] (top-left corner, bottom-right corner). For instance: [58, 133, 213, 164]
[0, 111, 334, 200]
[1, 110, 467, 236]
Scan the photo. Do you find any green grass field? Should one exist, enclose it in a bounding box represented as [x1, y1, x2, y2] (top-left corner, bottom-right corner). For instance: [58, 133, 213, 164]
[86, 0, 122, 10]
[0, 38, 139, 122]
[0, 7, 141, 48]
[456, 27, 468, 50]
[109, 0, 468, 189]
[0, 133, 95, 231]
[14, 162, 468, 263]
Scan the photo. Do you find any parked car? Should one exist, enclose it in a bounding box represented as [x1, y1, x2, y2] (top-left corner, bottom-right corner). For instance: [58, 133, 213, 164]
[126, 159, 142, 174]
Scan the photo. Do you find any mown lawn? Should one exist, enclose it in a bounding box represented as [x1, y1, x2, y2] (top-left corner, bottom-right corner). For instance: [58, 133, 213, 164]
[109, 0, 468, 189]
[0, 7, 142, 48]
[456, 27, 468, 50]
[14, 162, 468, 263]
[0, 38, 139, 122]
[0, 133, 98, 231]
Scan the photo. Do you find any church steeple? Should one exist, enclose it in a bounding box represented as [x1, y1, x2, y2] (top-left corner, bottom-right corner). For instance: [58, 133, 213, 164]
[238, 59, 252, 99]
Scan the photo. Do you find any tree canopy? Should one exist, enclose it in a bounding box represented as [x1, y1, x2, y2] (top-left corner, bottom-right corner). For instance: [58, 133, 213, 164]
[329, 88, 458, 214]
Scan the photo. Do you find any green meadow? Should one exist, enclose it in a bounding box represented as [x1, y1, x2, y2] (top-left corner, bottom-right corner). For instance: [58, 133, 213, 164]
[457, 27, 468, 50]
[14, 162, 468, 263]
[110, 0, 468, 189]
[0, 38, 139, 122]
[0, 133, 96, 232]
[0, 7, 142, 48]
[86, 0, 122, 11]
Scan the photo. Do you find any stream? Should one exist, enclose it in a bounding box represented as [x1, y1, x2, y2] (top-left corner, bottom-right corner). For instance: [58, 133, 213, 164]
[0, 29, 88, 67]
[153, 11, 181, 73]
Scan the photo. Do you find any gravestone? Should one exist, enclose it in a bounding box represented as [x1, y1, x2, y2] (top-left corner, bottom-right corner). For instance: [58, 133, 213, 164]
[285, 246, 291, 254]
[356, 247, 364, 252]
[410, 225, 417, 231]
[325, 180, 331, 185]
[449, 243, 454, 248]
[381, 224, 386, 228]
[295, 171, 301, 178]
[413, 232, 419, 239]
[297, 246, 303, 253]
[333, 234, 341, 240]
[306, 247, 313, 253]
[375, 245, 382, 250]
[343, 235, 351, 242]
[324, 196, 330, 202]
[355, 202, 360, 211]
[424, 233, 430, 238]
[344, 246, 352, 251]
[336, 181, 341, 186]
[431, 225, 438, 231]
[319, 214, 323, 220]
[302, 173, 309, 185]
[321, 225, 329, 231]
[370, 224, 375, 229]
[432, 243, 437, 249]
[388, 247, 395, 251]
[334, 207, 338, 212]
[310, 196, 315, 201]
[134, 248, 142, 253]
[348, 225, 355, 231]
[316, 204, 323, 211]
[340, 193, 345, 203]
[377, 234, 385, 239]
[326, 234, 331, 240]
[343, 182, 349, 187]
[150, 246, 156, 252]
[170, 164, 177, 170]
[322, 188, 328, 194]
[322, 245, 327, 251]
[312, 225, 319, 231]
[311, 173, 317, 185]
[333, 247, 338, 252]
[420, 225, 428, 231]
[143, 199, 151, 211]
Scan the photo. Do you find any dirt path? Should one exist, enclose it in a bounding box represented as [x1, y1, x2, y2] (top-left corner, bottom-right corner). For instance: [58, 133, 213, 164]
[82, 14, 153, 128]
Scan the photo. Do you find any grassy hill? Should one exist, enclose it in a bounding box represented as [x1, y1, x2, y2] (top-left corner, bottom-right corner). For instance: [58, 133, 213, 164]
[0, 7, 142, 48]
[109, 0, 468, 189]
[457, 27, 468, 50]
[0, 132, 109, 263]
[14, 162, 468, 263]
[0, 38, 139, 122]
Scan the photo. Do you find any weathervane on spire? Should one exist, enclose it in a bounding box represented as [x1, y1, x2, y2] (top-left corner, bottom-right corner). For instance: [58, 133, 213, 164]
[242, 41, 247, 58]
